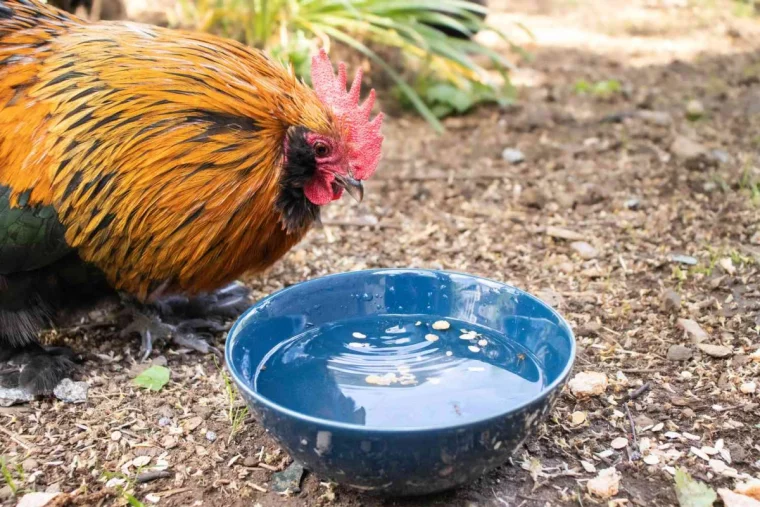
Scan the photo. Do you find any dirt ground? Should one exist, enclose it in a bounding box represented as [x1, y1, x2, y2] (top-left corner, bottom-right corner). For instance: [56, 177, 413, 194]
[2, 0, 760, 506]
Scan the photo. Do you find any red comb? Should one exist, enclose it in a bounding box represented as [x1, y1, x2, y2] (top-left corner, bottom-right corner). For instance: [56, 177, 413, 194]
[311, 49, 384, 180]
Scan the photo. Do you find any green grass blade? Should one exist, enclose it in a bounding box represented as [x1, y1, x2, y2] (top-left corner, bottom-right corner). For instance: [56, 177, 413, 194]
[310, 23, 445, 132]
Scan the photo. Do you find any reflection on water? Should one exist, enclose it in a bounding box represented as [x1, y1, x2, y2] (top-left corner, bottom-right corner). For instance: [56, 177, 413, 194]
[254, 315, 547, 428]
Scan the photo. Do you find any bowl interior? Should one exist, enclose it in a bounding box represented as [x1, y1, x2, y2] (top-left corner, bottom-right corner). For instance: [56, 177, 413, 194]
[226, 269, 575, 430]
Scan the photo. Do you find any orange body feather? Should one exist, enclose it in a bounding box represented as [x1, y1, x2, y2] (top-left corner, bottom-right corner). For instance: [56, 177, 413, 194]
[0, 0, 340, 300]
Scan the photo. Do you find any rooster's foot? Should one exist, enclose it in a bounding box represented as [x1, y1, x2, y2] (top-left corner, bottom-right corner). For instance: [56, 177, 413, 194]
[0, 344, 79, 395]
[121, 312, 226, 362]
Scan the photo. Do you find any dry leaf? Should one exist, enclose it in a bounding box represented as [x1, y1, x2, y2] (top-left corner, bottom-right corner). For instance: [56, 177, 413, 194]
[17, 493, 61, 507]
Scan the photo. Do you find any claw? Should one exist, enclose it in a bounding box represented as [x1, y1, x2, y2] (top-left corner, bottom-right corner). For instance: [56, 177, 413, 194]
[172, 333, 221, 357]
[140, 329, 153, 362]
[121, 282, 251, 360]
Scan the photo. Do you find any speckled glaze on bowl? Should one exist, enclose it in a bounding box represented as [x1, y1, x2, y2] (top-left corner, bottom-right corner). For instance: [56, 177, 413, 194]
[226, 269, 575, 496]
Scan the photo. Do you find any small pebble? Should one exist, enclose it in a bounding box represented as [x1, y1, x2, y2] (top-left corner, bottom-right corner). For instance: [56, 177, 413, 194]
[468, 345, 481, 353]
[638, 110, 672, 126]
[501, 147, 525, 164]
[21, 458, 39, 472]
[662, 289, 681, 314]
[445, 351, 453, 357]
[570, 411, 586, 426]
[697, 343, 733, 358]
[568, 371, 608, 397]
[206, 430, 217, 442]
[678, 318, 709, 343]
[667, 345, 693, 362]
[158, 417, 172, 427]
[643, 454, 660, 465]
[425, 334, 439, 342]
[686, 99, 705, 119]
[571, 241, 599, 260]
[670, 254, 698, 266]
[611, 437, 628, 449]
[670, 135, 708, 162]
[740, 382, 756, 394]
[111, 431, 122, 441]
[53, 379, 89, 404]
[477, 339, 488, 347]
[352, 332, 367, 339]
[243, 456, 257, 467]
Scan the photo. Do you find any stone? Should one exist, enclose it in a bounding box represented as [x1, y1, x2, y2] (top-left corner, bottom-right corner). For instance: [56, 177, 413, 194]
[53, 379, 88, 404]
[678, 319, 709, 343]
[546, 226, 585, 241]
[520, 187, 547, 209]
[662, 290, 681, 313]
[668, 345, 693, 361]
[697, 343, 733, 358]
[271, 461, 305, 494]
[568, 371, 608, 397]
[638, 110, 672, 126]
[571, 241, 599, 260]
[670, 135, 707, 160]
[21, 458, 39, 472]
[686, 99, 705, 120]
[501, 148, 525, 164]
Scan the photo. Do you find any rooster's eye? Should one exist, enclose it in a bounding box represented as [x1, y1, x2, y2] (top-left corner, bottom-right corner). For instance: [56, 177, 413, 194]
[313, 141, 330, 158]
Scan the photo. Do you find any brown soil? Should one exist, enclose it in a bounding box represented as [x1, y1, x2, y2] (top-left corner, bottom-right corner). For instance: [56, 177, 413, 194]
[2, 0, 759, 506]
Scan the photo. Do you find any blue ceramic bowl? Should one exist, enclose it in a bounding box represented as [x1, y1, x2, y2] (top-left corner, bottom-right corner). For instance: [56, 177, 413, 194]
[226, 269, 575, 496]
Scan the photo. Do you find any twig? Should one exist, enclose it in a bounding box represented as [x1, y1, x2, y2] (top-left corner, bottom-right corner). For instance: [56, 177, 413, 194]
[135, 470, 173, 484]
[376, 171, 508, 182]
[621, 368, 662, 374]
[622, 382, 651, 402]
[577, 488, 585, 507]
[248, 482, 267, 493]
[158, 488, 191, 498]
[257, 463, 279, 471]
[0, 426, 33, 450]
[715, 403, 748, 412]
[625, 403, 640, 461]
[320, 218, 402, 229]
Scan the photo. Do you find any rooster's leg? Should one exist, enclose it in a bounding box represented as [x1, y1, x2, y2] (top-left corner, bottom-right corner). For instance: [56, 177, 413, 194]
[0, 253, 114, 396]
[0, 344, 80, 396]
[121, 282, 251, 361]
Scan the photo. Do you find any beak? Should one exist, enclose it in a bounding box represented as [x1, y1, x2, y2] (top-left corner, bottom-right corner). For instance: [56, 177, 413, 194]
[334, 173, 364, 203]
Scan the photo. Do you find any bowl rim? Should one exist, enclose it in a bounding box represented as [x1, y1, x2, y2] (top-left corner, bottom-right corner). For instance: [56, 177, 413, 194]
[225, 268, 576, 434]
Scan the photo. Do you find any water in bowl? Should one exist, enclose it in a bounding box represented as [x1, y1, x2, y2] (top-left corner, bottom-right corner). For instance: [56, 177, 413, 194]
[254, 316, 545, 428]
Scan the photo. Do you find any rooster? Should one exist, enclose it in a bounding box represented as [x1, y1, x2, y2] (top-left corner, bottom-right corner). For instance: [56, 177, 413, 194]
[0, 0, 383, 396]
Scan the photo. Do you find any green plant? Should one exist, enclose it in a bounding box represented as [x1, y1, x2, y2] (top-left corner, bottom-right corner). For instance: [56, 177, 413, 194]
[101, 469, 145, 507]
[171, 0, 524, 131]
[394, 72, 513, 117]
[732, 0, 758, 17]
[221, 368, 249, 443]
[739, 164, 760, 204]
[573, 79, 622, 98]
[0, 457, 18, 496]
